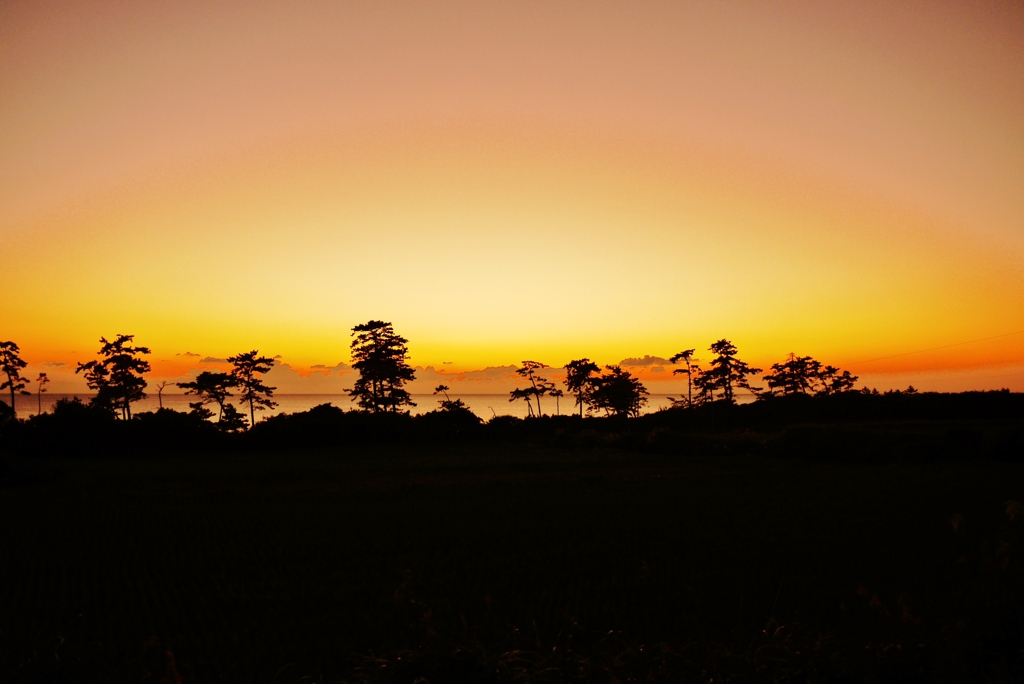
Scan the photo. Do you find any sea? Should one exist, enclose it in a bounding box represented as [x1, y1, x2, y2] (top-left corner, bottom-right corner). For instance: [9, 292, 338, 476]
[5, 392, 753, 420]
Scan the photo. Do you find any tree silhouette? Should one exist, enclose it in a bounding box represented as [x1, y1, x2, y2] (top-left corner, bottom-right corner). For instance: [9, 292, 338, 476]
[36, 372, 49, 415]
[763, 353, 821, 396]
[761, 354, 859, 397]
[433, 384, 469, 412]
[177, 371, 243, 430]
[154, 380, 170, 409]
[817, 365, 859, 395]
[76, 334, 152, 420]
[228, 350, 278, 428]
[218, 403, 249, 432]
[348, 321, 416, 413]
[669, 349, 698, 407]
[508, 387, 536, 417]
[515, 361, 551, 416]
[699, 339, 762, 404]
[588, 365, 648, 417]
[563, 358, 600, 417]
[0, 341, 31, 419]
[550, 388, 564, 415]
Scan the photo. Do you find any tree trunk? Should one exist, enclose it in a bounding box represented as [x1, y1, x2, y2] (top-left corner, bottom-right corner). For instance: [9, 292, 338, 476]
[687, 367, 692, 408]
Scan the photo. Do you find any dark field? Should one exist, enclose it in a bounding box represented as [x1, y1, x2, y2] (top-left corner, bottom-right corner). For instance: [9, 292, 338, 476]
[1, 441, 1022, 683]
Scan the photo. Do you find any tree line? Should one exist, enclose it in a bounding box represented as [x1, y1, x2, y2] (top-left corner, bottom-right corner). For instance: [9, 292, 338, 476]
[0, 322, 862, 426]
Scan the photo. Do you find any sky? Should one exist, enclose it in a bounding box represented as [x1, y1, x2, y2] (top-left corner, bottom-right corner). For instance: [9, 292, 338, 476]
[2, 0, 1023, 394]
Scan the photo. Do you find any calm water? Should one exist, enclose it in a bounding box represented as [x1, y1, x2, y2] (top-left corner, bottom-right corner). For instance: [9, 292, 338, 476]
[3, 392, 756, 421]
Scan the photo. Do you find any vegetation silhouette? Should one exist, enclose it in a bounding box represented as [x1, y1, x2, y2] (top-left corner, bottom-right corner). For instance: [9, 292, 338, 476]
[0, 329, 1018, 458]
[510, 361, 553, 417]
[563, 358, 600, 417]
[433, 384, 470, 413]
[76, 334, 152, 420]
[549, 387, 564, 415]
[35, 372, 49, 415]
[348, 320, 416, 413]
[0, 341, 31, 420]
[1, 389, 1021, 682]
[695, 339, 762, 404]
[228, 350, 278, 428]
[761, 352, 859, 397]
[1, 329, 1023, 683]
[154, 380, 170, 409]
[421, 386, 482, 437]
[177, 371, 247, 431]
[817, 364, 859, 395]
[508, 387, 536, 417]
[669, 348, 698, 407]
[587, 365, 649, 417]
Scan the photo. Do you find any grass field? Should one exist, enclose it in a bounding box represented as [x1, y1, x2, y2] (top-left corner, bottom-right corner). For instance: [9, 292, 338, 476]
[1, 441, 1022, 682]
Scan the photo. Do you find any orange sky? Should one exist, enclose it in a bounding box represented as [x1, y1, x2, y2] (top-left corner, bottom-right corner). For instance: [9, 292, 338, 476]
[2, 0, 1023, 393]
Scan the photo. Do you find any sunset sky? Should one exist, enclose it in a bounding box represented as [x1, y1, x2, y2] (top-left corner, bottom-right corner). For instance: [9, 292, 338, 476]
[3, 0, 1023, 393]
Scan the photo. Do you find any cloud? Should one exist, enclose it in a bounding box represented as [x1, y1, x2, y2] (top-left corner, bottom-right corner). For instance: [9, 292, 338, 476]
[41, 361, 67, 368]
[409, 365, 526, 393]
[200, 357, 228, 363]
[263, 361, 353, 392]
[302, 363, 353, 377]
[651, 366, 665, 373]
[176, 351, 201, 357]
[619, 355, 672, 367]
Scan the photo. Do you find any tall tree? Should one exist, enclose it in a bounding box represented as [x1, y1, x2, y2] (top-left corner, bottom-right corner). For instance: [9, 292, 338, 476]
[228, 350, 278, 428]
[515, 361, 551, 416]
[0, 341, 31, 419]
[549, 388, 564, 416]
[700, 339, 762, 404]
[669, 348, 698, 407]
[563, 358, 600, 417]
[36, 372, 49, 415]
[588, 365, 648, 417]
[348, 321, 416, 413]
[75, 334, 151, 420]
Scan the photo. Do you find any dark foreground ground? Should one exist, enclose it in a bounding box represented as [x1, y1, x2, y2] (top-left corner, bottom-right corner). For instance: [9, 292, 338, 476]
[1, 435, 1022, 683]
